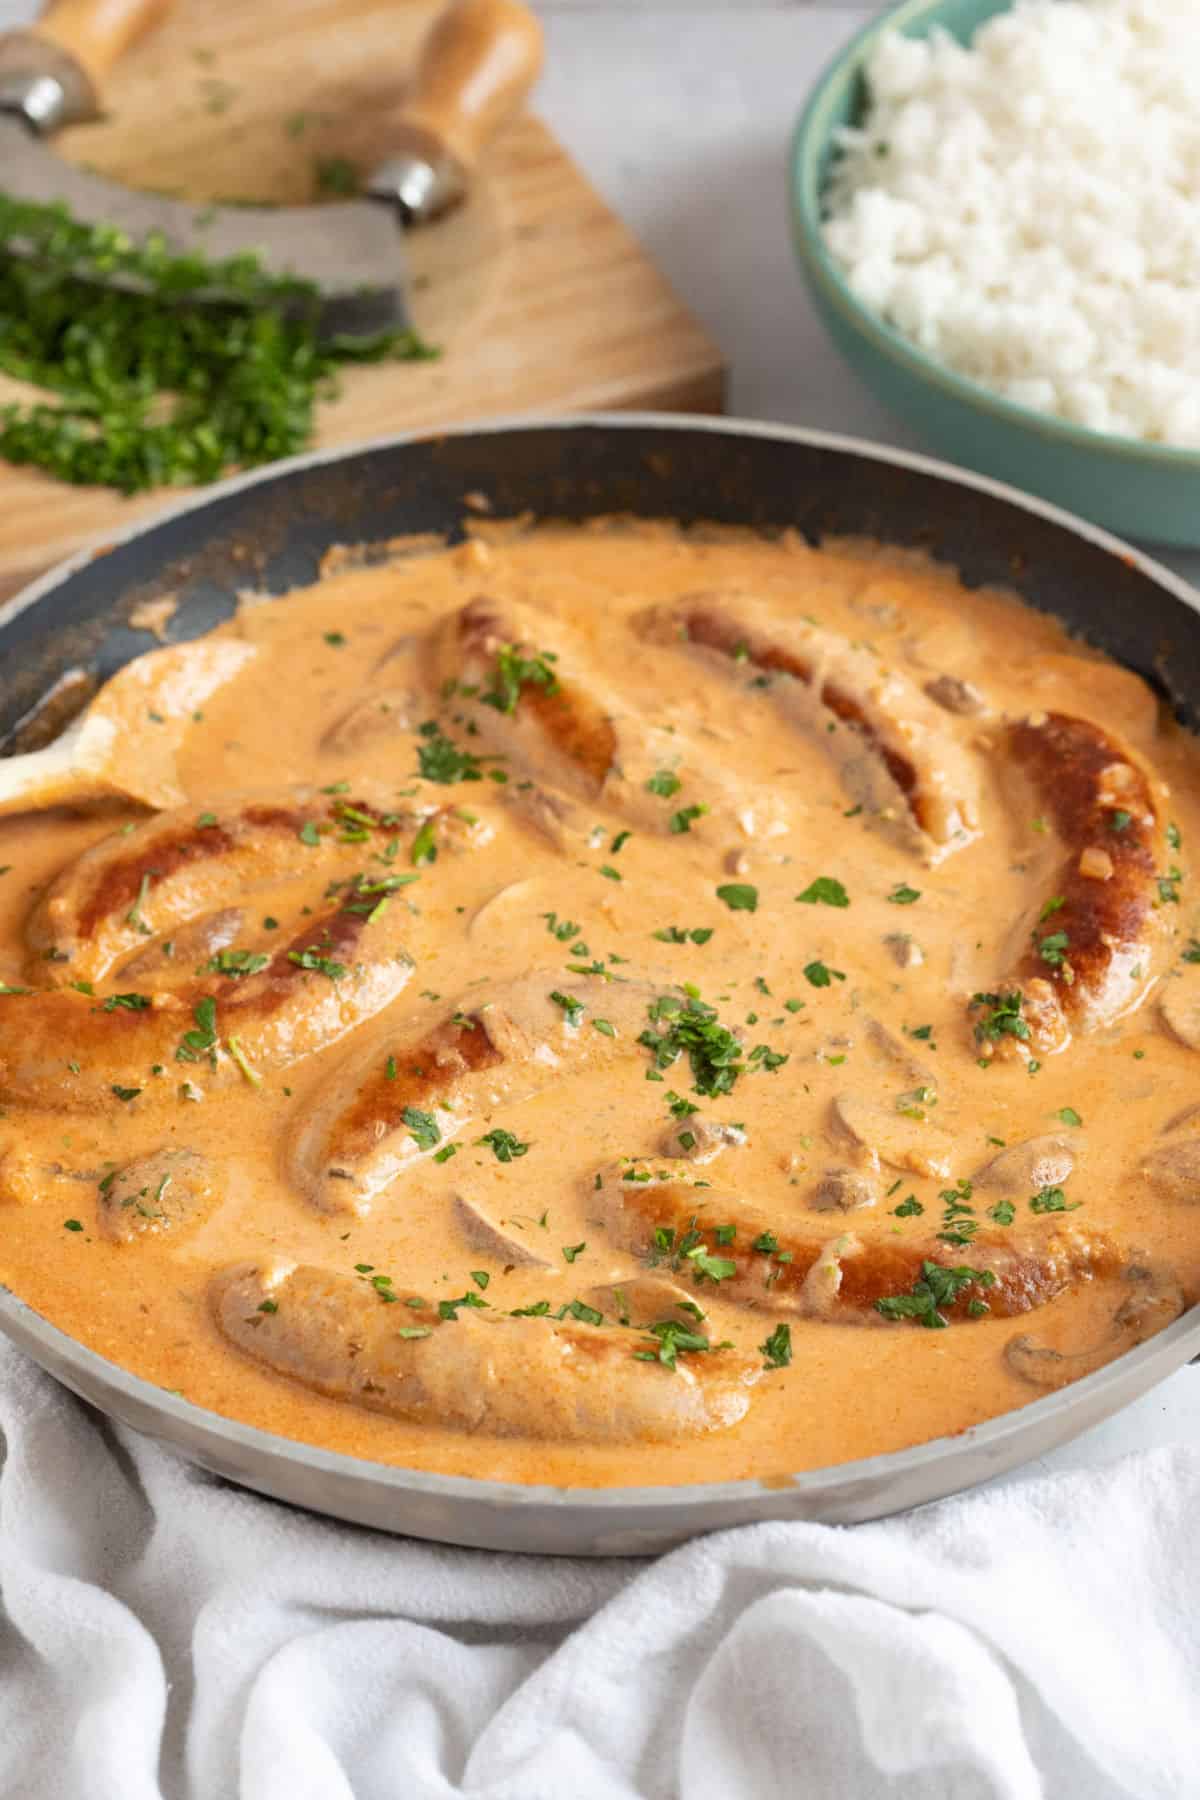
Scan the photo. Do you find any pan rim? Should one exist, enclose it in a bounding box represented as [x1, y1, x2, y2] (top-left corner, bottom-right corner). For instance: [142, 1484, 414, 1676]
[3, 1277, 1199, 1515]
[3, 409, 1200, 1522]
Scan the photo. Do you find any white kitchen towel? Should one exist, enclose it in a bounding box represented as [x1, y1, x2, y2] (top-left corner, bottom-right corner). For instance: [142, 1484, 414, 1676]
[1, 1339, 1198, 1800]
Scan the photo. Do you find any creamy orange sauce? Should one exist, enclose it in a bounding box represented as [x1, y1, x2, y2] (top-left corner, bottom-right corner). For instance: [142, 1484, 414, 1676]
[2, 520, 1199, 1489]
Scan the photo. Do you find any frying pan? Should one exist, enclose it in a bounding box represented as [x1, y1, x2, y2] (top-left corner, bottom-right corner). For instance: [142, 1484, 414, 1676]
[2, 414, 1199, 1556]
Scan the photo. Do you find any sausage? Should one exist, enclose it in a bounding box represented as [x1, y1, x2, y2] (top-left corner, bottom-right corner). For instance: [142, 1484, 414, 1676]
[0, 892, 415, 1109]
[211, 1258, 761, 1441]
[25, 784, 435, 983]
[591, 1160, 1124, 1323]
[971, 714, 1169, 1059]
[638, 591, 982, 858]
[433, 596, 790, 842]
[290, 971, 672, 1217]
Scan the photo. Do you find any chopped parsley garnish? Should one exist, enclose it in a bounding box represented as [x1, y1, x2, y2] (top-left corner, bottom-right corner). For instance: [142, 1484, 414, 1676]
[562, 1242, 586, 1263]
[288, 948, 347, 980]
[477, 1128, 529, 1163]
[470, 1270, 490, 1290]
[646, 769, 682, 798]
[1167, 822, 1182, 851]
[1030, 1185, 1081, 1214]
[1039, 895, 1066, 921]
[1109, 810, 1132, 833]
[227, 1035, 262, 1087]
[970, 990, 1030, 1045]
[760, 1322, 792, 1369]
[715, 882, 757, 913]
[796, 876, 850, 908]
[666, 1089, 699, 1118]
[415, 721, 484, 784]
[101, 991, 151, 1011]
[206, 949, 271, 978]
[887, 884, 921, 905]
[411, 820, 439, 867]
[1056, 1106, 1083, 1127]
[550, 990, 585, 1026]
[635, 1319, 716, 1371]
[543, 911, 581, 942]
[598, 864, 622, 882]
[438, 1290, 489, 1320]
[0, 980, 33, 996]
[893, 1195, 923, 1217]
[937, 1178, 977, 1247]
[638, 993, 744, 1097]
[125, 871, 155, 936]
[176, 996, 217, 1063]
[432, 1144, 458, 1165]
[988, 1199, 1016, 1225]
[875, 1260, 996, 1329]
[592, 1018, 616, 1037]
[653, 925, 713, 944]
[298, 820, 322, 846]
[481, 644, 559, 715]
[1036, 929, 1071, 971]
[803, 959, 845, 989]
[669, 804, 708, 835]
[63, 1218, 83, 1232]
[402, 1107, 441, 1152]
[685, 1244, 738, 1283]
[1158, 867, 1183, 905]
[111, 1085, 141, 1102]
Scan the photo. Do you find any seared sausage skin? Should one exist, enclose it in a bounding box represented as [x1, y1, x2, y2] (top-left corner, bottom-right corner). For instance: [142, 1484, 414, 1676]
[1, 892, 414, 1109]
[593, 1163, 1123, 1323]
[639, 591, 981, 856]
[972, 713, 1169, 1059]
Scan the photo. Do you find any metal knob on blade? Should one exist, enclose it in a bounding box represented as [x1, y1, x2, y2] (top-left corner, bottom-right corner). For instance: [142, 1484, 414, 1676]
[0, 68, 73, 133]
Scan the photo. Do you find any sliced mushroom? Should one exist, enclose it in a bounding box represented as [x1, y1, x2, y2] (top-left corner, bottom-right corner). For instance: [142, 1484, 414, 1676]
[320, 688, 419, 753]
[865, 1017, 934, 1087]
[924, 674, 987, 717]
[884, 932, 924, 970]
[655, 1116, 746, 1165]
[830, 1091, 952, 1179]
[1005, 1264, 1185, 1390]
[97, 1148, 215, 1243]
[973, 1134, 1077, 1196]
[583, 1275, 699, 1327]
[1160, 973, 1200, 1051]
[119, 908, 244, 983]
[1140, 1139, 1200, 1204]
[453, 1192, 556, 1268]
[810, 1166, 878, 1212]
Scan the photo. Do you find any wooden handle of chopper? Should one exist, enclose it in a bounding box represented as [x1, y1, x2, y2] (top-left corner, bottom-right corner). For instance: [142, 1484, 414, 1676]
[32, 0, 173, 93]
[396, 0, 543, 185]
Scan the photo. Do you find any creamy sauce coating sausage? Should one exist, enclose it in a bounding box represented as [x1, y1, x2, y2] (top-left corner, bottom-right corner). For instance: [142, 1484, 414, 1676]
[0, 520, 1197, 1488]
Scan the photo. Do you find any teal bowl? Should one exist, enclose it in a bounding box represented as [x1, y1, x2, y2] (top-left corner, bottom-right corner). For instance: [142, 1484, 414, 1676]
[790, 0, 1200, 548]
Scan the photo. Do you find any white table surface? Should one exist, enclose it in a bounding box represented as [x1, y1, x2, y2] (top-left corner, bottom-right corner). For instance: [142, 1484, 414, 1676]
[0, 0, 1197, 1483]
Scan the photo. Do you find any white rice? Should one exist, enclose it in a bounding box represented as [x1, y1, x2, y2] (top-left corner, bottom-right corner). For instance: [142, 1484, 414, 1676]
[822, 0, 1200, 447]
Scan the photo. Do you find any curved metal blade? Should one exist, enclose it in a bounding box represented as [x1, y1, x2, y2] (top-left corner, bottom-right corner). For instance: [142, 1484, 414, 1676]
[0, 117, 408, 337]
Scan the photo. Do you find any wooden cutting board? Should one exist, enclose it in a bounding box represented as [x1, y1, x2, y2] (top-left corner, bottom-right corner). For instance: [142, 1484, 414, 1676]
[0, 0, 725, 601]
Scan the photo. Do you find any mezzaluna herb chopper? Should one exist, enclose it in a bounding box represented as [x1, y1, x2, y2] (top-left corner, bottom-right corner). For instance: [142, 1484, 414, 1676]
[0, 0, 545, 339]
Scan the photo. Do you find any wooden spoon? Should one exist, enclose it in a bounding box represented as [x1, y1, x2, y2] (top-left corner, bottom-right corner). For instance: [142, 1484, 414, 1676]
[0, 638, 256, 818]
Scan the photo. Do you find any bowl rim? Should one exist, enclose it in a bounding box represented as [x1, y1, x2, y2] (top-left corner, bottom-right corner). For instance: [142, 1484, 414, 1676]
[789, 0, 1200, 473]
[3, 407, 1200, 1525]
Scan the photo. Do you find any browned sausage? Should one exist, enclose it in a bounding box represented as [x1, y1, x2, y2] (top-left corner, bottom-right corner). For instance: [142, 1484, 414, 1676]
[970, 713, 1170, 1059]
